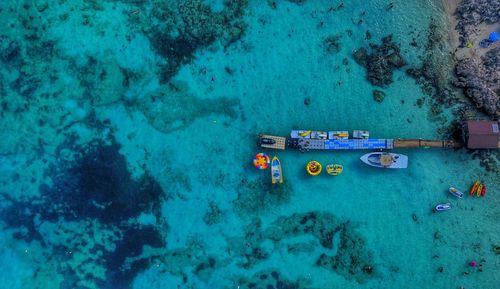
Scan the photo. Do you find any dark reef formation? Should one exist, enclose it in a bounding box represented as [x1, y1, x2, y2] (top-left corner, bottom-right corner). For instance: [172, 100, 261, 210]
[235, 270, 310, 289]
[141, 0, 249, 82]
[405, 19, 458, 121]
[372, 90, 385, 103]
[353, 35, 406, 87]
[0, 136, 168, 288]
[265, 212, 374, 283]
[454, 0, 500, 46]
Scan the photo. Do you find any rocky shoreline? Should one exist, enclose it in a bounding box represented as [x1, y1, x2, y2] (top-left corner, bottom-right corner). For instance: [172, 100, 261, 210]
[451, 0, 500, 118]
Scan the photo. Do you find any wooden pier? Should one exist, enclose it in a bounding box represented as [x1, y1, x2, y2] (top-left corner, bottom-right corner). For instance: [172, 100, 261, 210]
[393, 139, 462, 149]
[258, 121, 498, 151]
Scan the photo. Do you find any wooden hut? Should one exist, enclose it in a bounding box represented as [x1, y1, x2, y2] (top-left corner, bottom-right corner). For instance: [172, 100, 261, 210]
[463, 120, 500, 149]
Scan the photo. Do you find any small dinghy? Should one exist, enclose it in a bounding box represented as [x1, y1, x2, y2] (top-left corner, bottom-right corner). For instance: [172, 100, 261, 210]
[448, 187, 463, 198]
[271, 156, 283, 184]
[360, 152, 408, 169]
[435, 203, 451, 211]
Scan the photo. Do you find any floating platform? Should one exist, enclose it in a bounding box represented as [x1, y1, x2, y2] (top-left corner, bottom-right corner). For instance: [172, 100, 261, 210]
[259, 134, 461, 151]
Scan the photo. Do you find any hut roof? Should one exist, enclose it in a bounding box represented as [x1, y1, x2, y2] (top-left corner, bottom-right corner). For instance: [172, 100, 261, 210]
[466, 120, 499, 149]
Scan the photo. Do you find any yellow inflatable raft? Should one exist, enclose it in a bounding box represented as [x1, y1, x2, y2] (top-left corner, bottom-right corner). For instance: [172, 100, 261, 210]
[306, 161, 322, 176]
[326, 164, 343, 176]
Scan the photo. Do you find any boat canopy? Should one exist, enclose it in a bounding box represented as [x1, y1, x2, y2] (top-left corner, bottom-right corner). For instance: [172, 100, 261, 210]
[380, 154, 394, 167]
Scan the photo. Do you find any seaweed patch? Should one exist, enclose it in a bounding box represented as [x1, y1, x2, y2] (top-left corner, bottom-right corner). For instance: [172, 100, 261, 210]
[0, 137, 168, 288]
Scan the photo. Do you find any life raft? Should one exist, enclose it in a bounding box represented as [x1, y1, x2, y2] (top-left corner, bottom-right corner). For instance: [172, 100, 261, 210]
[306, 160, 322, 176]
[326, 164, 343, 176]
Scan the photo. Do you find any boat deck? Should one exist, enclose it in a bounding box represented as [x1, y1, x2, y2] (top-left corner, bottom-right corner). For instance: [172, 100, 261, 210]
[259, 134, 287, 150]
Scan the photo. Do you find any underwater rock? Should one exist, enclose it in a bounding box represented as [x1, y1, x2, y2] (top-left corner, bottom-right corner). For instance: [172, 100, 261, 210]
[455, 0, 500, 46]
[0, 41, 21, 64]
[372, 90, 385, 102]
[323, 34, 342, 54]
[304, 97, 311, 106]
[202, 201, 223, 225]
[353, 35, 406, 87]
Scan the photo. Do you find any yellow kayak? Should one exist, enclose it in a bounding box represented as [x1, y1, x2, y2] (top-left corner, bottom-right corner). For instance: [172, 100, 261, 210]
[476, 183, 483, 197]
[299, 130, 311, 137]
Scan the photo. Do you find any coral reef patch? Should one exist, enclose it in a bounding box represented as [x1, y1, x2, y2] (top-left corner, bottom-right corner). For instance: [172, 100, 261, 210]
[264, 212, 374, 283]
[235, 269, 313, 289]
[405, 19, 458, 125]
[353, 35, 406, 87]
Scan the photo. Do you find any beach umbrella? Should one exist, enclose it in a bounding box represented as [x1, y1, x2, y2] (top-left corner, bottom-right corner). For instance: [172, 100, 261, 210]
[489, 31, 499, 42]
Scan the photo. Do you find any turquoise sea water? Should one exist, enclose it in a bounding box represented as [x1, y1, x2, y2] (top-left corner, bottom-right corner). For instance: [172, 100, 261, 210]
[0, 1, 498, 289]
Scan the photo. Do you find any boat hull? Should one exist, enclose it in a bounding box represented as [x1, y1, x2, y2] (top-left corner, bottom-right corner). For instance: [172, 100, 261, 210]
[360, 152, 408, 169]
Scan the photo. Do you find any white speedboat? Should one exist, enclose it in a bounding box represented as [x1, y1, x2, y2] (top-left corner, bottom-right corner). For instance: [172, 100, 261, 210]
[360, 152, 408, 169]
[435, 203, 451, 211]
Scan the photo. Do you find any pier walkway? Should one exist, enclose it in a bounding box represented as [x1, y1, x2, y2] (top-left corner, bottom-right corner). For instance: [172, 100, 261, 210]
[259, 131, 462, 151]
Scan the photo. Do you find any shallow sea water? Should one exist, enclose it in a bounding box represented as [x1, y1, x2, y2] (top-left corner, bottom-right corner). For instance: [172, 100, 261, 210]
[0, 0, 498, 289]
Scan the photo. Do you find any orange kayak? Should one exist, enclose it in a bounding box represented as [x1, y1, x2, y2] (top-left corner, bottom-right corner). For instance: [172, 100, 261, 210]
[470, 181, 480, 196]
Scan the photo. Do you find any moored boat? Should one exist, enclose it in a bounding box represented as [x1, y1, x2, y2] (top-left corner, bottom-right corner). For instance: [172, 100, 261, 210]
[435, 203, 451, 211]
[271, 156, 283, 184]
[448, 187, 463, 198]
[360, 152, 408, 169]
